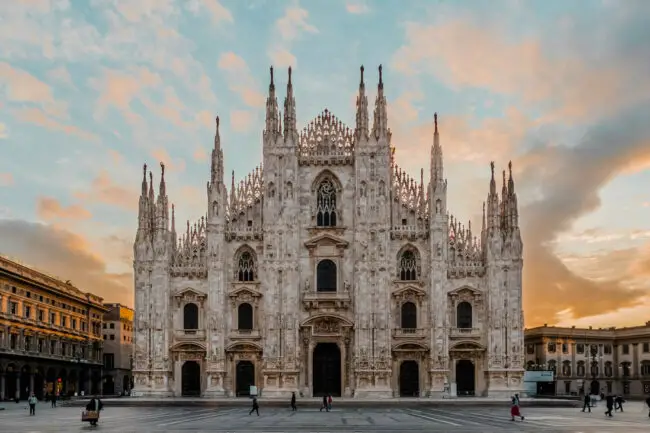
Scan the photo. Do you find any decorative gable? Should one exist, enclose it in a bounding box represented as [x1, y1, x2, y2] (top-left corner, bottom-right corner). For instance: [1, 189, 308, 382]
[173, 288, 207, 307]
[391, 286, 427, 302]
[304, 233, 349, 250]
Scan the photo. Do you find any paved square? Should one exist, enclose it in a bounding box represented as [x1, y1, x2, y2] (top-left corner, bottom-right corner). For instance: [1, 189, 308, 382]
[1, 403, 649, 432]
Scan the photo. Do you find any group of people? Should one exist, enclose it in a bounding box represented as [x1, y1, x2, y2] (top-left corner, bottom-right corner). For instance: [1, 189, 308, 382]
[582, 392, 650, 418]
[250, 392, 334, 415]
[21, 393, 103, 427]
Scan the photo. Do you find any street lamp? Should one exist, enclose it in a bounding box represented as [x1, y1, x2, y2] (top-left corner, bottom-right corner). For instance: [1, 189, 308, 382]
[587, 344, 603, 396]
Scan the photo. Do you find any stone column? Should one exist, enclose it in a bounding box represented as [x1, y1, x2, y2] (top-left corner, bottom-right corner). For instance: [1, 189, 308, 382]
[307, 342, 314, 396]
[0, 374, 5, 400]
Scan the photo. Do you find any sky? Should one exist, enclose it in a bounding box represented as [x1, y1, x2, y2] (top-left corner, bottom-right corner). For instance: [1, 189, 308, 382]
[1, 0, 650, 328]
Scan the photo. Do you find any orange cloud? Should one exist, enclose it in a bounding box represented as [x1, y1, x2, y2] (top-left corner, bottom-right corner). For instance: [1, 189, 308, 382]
[36, 197, 92, 221]
[0, 220, 133, 306]
[108, 149, 123, 165]
[141, 86, 194, 128]
[0, 173, 13, 186]
[345, 1, 370, 14]
[0, 62, 56, 103]
[230, 110, 254, 132]
[151, 148, 186, 173]
[201, 0, 233, 24]
[193, 147, 208, 162]
[0, 122, 7, 139]
[391, 20, 649, 120]
[217, 52, 265, 108]
[14, 107, 98, 141]
[75, 170, 139, 212]
[268, 48, 296, 68]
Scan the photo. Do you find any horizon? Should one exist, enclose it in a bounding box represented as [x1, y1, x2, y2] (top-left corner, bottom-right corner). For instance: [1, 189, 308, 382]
[1, 0, 649, 329]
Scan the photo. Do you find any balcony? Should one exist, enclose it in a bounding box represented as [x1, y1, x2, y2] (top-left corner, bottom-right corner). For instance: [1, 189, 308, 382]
[392, 328, 427, 339]
[173, 329, 206, 342]
[302, 290, 351, 311]
[450, 327, 482, 339]
[229, 329, 262, 340]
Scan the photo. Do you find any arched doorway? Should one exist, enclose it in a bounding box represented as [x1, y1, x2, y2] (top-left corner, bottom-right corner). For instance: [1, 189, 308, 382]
[590, 379, 600, 396]
[123, 375, 130, 395]
[313, 343, 341, 397]
[456, 360, 475, 396]
[236, 361, 255, 397]
[181, 361, 201, 396]
[399, 360, 420, 397]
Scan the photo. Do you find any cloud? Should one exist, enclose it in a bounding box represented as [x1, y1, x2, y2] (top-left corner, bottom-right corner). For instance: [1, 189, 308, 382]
[151, 148, 186, 173]
[391, 15, 650, 121]
[230, 110, 254, 132]
[345, 1, 370, 14]
[108, 149, 123, 165]
[519, 104, 650, 326]
[0, 220, 133, 306]
[0, 122, 7, 139]
[14, 107, 99, 141]
[267, 4, 317, 67]
[0, 172, 13, 186]
[0, 61, 57, 104]
[217, 52, 265, 108]
[197, 0, 233, 24]
[193, 146, 208, 162]
[46, 65, 73, 86]
[74, 170, 139, 212]
[36, 196, 92, 221]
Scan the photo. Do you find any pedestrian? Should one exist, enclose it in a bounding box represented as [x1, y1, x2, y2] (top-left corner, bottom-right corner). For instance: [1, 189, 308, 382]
[327, 394, 332, 411]
[51, 392, 57, 408]
[510, 395, 524, 421]
[604, 394, 614, 417]
[645, 396, 650, 417]
[320, 395, 329, 412]
[290, 392, 297, 411]
[581, 393, 591, 413]
[28, 393, 37, 416]
[614, 395, 624, 412]
[249, 397, 259, 416]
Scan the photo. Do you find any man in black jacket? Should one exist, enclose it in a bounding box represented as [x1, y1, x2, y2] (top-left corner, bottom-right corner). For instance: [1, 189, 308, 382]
[604, 394, 614, 417]
[581, 393, 591, 413]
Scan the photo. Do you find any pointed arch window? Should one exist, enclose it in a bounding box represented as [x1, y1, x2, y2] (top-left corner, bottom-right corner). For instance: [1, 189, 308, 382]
[398, 249, 419, 280]
[316, 260, 337, 292]
[237, 250, 256, 282]
[316, 178, 337, 227]
[237, 303, 253, 330]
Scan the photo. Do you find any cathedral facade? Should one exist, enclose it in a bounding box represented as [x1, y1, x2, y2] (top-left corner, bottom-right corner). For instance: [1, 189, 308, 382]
[132, 66, 525, 399]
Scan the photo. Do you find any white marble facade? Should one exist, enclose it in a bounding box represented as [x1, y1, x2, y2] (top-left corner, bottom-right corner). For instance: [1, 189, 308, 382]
[132, 66, 525, 399]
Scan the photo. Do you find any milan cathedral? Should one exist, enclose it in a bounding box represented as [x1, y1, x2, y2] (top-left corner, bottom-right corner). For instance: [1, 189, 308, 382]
[132, 65, 525, 398]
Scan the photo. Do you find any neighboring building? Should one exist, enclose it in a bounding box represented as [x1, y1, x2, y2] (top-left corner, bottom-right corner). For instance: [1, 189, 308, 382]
[0, 255, 106, 400]
[524, 323, 650, 397]
[133, 66, 525, 398]
[102, 303, 134, 395]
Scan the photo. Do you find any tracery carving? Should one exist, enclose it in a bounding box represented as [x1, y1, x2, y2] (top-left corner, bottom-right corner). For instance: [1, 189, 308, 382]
[235, 247, 257, 282]
[298, 109, 354, 159]
[397, 246, 420, 280]
[313, 318, 340, 334]
[316, 178, 338, 227]
[171, 218, 208, 277]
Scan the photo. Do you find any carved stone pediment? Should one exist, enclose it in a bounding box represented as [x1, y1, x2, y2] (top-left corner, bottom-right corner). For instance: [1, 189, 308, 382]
[392, 286, 426, 301]
[228, 287, 262, 304]
[301, 314, 353, 336]
[173, 288, 207, 307]
[448, 286, 482, 302]
[304, 233, 349, 250]
[225, 342, 263, 353]
[172, 342, 206, 352]
[450, 341, 485, 351]
[392, 342, 429, 352]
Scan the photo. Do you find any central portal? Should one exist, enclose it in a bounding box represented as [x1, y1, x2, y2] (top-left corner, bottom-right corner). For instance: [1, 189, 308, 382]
[455, 360, 475, 396]
[236, 361, 255, 397]
[312, 343, 341, 397]
[181, 361, 201, 396]
[399, 360, 420, 397]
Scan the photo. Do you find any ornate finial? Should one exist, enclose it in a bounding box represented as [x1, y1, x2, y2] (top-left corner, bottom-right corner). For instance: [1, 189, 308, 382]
[502, 170, 506, 184]
[216, 116, 220, 129]
[508, 160, 513, 174]
[288, 66, 292, 85]
[378, 64, 383, 85]
[149, 171, 152, 182]
[434, 112, 438, 133]
[270, 66, 274, 86]
[160, 161, 165, 177]
[490, 161, 495, 175]
[360, 65, 364, 85]
[143, 163, 147, 176]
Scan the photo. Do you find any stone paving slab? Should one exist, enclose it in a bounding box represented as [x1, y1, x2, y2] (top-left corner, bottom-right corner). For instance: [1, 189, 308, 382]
[1, 405, 648, 432]
[57, 396, 581, 409]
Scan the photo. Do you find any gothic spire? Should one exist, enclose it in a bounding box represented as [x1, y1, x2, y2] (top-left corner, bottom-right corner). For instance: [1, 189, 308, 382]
[264, 66, 280, 140]
[431, 113, 444, 186]
[211, 116, 224, 186]
[159, 162, 166, 198]
[355, 65, 369, 141]
[156, 162, 169, 231]
[283, 66, 297, 142]
[372, 64, 389, 140]
[141, 163, 147, 196]
[136, 163, 150, 238]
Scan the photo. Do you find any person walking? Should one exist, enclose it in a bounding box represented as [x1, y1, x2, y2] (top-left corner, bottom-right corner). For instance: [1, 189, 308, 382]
[290, 392, 297, 411]
[614, 395, 625, 412]
[645, 395, 650, 417]
[249, 397, 259, 416]
[581, 393, 591, 413]
[604, 394, 614, 417]
[510, 395, 524, 421]
[327, 395, 333, 411]
[51, 392, 57, 408]
[28, 393, 37, 416]
[320, 395, 329, 412]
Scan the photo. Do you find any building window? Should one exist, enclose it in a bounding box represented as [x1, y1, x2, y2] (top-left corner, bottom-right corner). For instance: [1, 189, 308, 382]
[562, 361, 571, 377]
[606, 381, 612, 393]
[400, 302, 417, 329]
[10, 302, 17, 315]
[604, 361, 613, 377]
[61, 342, 67, 356]
[25, 336, 31, 351]
[183, 303, 199, 330]
[110, 323, 115, 329]
[604, 344, 612, 354]
[50, 340, 56, 354]
[237, 250, 256, 282]
[237, 303, 254, 330]
[38, 339, 44, 352]
[641, 361, 650, 377]
[623, 382, 630, 395]
[643, 342, 649, 353]
[548, 360, 557, 373]
[103, 323, 107, 329]
[398, 248, 419, 280]
[72, 319, 77, 330]
[316, 260, 337, 292]
[103, 353, 115, 370]
[526, 344, 534, 355]
[591, 361, 599, 377]
[24, 305, 31, 318]
[456, 302, 473, 328]
[564, 381, 571, 394]
[547, 342, 556, 353]
[38, 310, 44, 321]
[577, 361, 586, 377]
[50, 312, 56, 324]
[621, 362, 631, 377]
[110, 334, 115, 340]
[10, 334, 17, 349]
[622, 344, 629, 355]
[61, 317, 67, 327]
[316, 178, 337, 227]
[576, 343, 584, 354]
[562, 343, 568, 354]
[103, 334, 107, 340]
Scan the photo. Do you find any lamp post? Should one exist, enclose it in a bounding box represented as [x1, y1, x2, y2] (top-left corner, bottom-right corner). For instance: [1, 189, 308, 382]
[587, 344, 603, 396]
